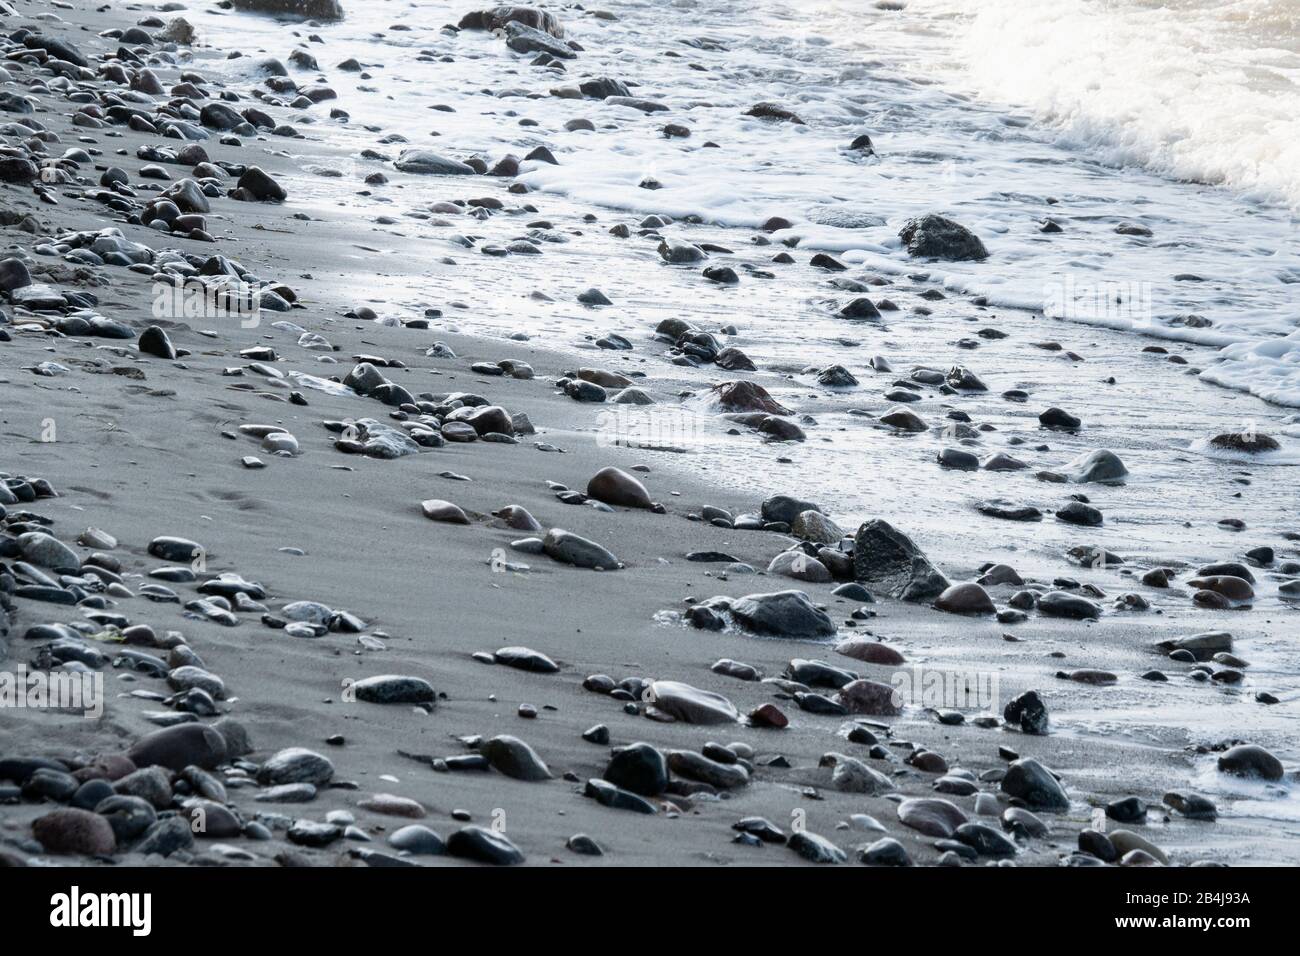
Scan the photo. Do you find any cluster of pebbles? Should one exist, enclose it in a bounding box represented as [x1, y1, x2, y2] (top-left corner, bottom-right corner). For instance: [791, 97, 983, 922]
[0, 1, 1296, 869]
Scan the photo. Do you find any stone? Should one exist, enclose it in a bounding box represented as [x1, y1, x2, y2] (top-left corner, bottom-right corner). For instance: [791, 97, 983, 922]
[899, 214, 988, 261]
[604, 743, 668, 796]
[586, 467, 654, 509]
[1001, 758, 1069, 810]
[446, 826, 525, 865]
[394, 149, 476, 175]
[897, 797, 968, 837]
[858, 837, 912, 866]
[1004, 690, 1049, 735]
[837, 679, 902, 716]
[834, 638, 905, 666]
[852, 519, 949, 602]
[480, 735, 552, 781]
[420, 499, 471, 524]
[1217, 744, 1283, 781]
[934, 582, 995, 615]
[33, 808, 116, 856]
[351, 674, 436, 704]
[1063, 449, 1128, 483]
[389, 824, 446, 855]
[257, 748, 334, 787]
[647, 680, 739, 724]
[787, 831, 847, 864]
[128, 723, 227, 771]
[729, 590, 836, 638]
[542, 529, 620, 570]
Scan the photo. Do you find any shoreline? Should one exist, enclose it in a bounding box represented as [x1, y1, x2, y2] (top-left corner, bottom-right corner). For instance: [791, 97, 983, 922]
[0, 0, 1296, 868]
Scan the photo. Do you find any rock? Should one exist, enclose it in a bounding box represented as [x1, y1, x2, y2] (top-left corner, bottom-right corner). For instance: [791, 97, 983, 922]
[128, 723, 227, 771]
[446, 826, 525, 865]
[480, 735, 552, 781]
[1057, 501, 1103, 526]
[820, 753, 893, 793]
[852, 519, 949, 602]
[1004, 690, 1049, 735]
[897, 798, 969, 837]
[113, 767, 172, 809]
[712, 381, 791, 415]
[256, 748, 334, 787]
[1163, 791, 1218, 821]
[358, 793, 427, 818]
[761, 494, 822, 525]
[1217, 744, 1283, 781]
[17, 532, 80, 571]
[1038, 590, 1101, 620]
[420, 499, 471, 525]
[833, 638, 904, 666]
[858, 837, 912, 866]
[647, 680, 739, 724]
[1156, 631, 1231, 660]
[934, 582, 995, 615]
[604, 743, 668, 796]
[1109, 829, 1168, 865]
[493, 646, 558, 672]
[729, 590, 836, 638]
[791, 510, 843, 544]
[1001, 807, 1048, 838]
[668, 750, 750, 789]
[768, 551, 832, 583]
[394, 149, 477, 175]
[587, 467, 654, 509]
[657, 239, 707, 264]
[235, 167, 287, 202]
[148, 536, 204, 563]
[1209, 431, 1280, 454]
[138, 326, 177, 360]
[389, 824, 445, 855]
[1039, 407, 1081, 429]
[837, 679, 902, 716]
[899, 215, 988, 261]
[955, 822, 1018, 857]
[567, 833, 603, 856]
[542, 528, 621, 570]
[230, 0, 344, 19]
[1063, 449, 1128, 483]
[584, 778, 658, 814]
[32, 808, 116, 856]
[0, 257, 32, 292]
[459, 6, 565, 37]
[94, 795, 157, 842]
[504, 20, 574, 58]
[1001, 758, 1069, 810]
[787, 831, 847, 864]
[351, 674, 436, 704]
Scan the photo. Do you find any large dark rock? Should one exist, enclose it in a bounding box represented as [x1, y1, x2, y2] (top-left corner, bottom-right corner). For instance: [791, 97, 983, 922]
[230, 0, 344, 20]
[729, 590, 836, 638]
[127, 723, 227, 771]
[852, 519, 949, 602]
[1001, 758, 1069, 811]
[394, 149, 477, 176]
[604, 742, 668, 796]
[899, 214, 988, 261]
[458, 6, 564, 37]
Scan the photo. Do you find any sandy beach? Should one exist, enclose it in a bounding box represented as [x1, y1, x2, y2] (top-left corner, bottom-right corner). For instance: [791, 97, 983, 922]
[0, 0, 1297, 872]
